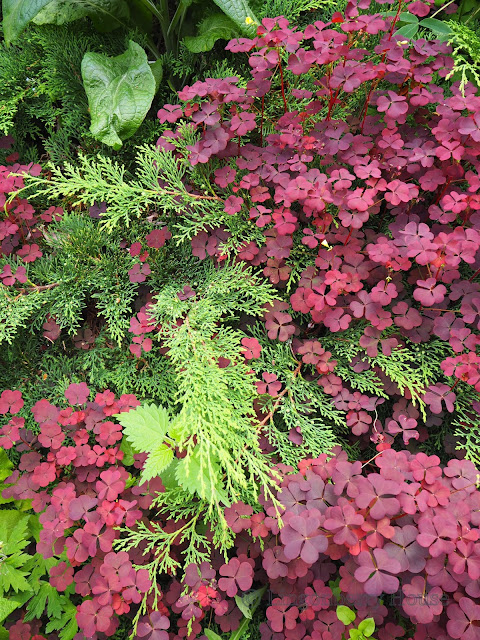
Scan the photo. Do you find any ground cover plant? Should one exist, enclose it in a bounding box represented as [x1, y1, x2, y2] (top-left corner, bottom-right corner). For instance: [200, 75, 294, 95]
[1, 0, 480, 637]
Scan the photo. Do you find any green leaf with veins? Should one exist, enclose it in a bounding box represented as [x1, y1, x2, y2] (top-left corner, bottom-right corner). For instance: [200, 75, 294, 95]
[211, 0, 259, 36]
[114, 403, 171, 453]
[141, 444, 174, 482]
[183, 13, 238, 52]
[32, 0, 130, 29]
[81, 40, 156, 150]
[2, 0, 52, 44]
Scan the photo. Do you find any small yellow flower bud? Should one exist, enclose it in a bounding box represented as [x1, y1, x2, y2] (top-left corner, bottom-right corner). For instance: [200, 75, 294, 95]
[245, 16, 254, 25]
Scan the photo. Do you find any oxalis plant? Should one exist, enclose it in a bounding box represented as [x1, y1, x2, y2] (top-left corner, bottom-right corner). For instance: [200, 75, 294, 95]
[1, 0, 259, 149]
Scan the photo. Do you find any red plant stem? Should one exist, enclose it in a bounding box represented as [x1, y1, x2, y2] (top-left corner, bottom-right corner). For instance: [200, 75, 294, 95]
[434, 178, 451, 206]
[450, 379, 460, 392]
[327, 88, 341, 120]
[469, 268, 480, 282]
[388, 0, 404, 40]
[344, 228, 353, 245]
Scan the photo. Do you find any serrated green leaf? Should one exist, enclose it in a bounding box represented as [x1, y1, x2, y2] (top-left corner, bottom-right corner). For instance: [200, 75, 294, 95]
[211, 0, 259, 36]
[141, 444, 174, 482]
[114, 403, 170, 453]
[0, 562, 32, 594]
[0, 450, 12, 483]
[25, 581, 64, 621]
[358, 618, 375, 637]
[419, 17, 452, 36]
[0, 626, 9, 640]
[337, 605, 356, 625]
[1, 0, 52, 44]
[0, 451, 14, 505]
[184, 13, 238, 53]
[0, 511, 30, 556]
[394, 23, 419, 38]
[45, 599, 78, 640]
[27, 514, 41, 542]
[0, 595, 23, 623]
[81, 40, 156, 150]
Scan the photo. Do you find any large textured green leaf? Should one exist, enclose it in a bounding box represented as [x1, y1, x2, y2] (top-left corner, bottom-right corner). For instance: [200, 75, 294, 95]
[2, 0, 52, 44]
[32, 0, 130, 31]
[211, 0, 259, 37]
[81, 40, 156, 150]
[114, 402, 170, 452]
[141, 444, 174, 482]
[184, 13, 238, 52]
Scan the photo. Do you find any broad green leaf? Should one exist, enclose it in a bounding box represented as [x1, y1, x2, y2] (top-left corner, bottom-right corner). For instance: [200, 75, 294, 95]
[32, 0, 130, 31]
[337, 605, 356, 625]
[158, 458, 178, 489]
[141, 444, 174, 482]
[394, 23, 419, 38]
[81, 40, 156, 150]
[358, 618, 375, 637]
[2, 0, 52, 44]
[212, 0, 259, 37]
[0, 626, 9, 640]
[120, 437, 136, 465]
[0, 595, 23, 623]
[204, 630, 223, 640]
[114, 403, 170, 453]
[419, 17, 452, 36]
[175, 448, 222, 500]
[397, 11, 419, 23]
[149, 60, 163, 93]
[184, 13, 238, 53]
